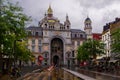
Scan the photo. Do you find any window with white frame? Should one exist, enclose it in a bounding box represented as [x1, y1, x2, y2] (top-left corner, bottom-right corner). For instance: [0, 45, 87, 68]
[32, 39, 35, 44]
[32, 45, 35, 52]
[77, 41, 80, 46]
[45, 53, 47, 58]
[38, 39, 41, 44]
[39, 46, 41, 52]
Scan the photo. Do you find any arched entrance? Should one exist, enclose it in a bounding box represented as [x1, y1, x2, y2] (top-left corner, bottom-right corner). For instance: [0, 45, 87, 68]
[51, 38, 63, 66]
[53, 55, 59, 66]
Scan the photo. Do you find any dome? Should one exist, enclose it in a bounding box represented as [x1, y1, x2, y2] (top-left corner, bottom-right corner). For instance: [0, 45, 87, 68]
[85, 17, 91, 21]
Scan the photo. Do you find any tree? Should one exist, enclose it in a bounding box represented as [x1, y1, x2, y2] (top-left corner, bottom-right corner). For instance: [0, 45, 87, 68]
[0, 0, 31, 73]
[77, 42, 89, 62]
[88, 39, 105, 59]
[15, 40, 33, 68]
[111, 28, 120, 57]
[77, 39, 105, 62]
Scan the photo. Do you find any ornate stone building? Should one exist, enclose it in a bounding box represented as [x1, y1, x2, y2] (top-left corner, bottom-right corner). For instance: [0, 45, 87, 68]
[26, 6, 92, 66]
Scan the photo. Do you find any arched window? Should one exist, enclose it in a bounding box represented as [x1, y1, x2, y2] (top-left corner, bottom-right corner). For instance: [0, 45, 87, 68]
[75, 34, 77, 37]
[68, 53, 70, 57]
[72, 51, 74, 57]
[45, 24, 47, 28]
[35, 32, 38, 36]
[67, 26, 69, 29]
[80, 34, 83, 38]
[45, 53, 47, 58]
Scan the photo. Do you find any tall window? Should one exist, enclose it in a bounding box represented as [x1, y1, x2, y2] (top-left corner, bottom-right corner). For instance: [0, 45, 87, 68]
[75, 34, 77, 37]
[38, 40, 41, 44]
[72, 41, 74, 45]
[80, 34, 83, 38]
[77, 41, 80, 46]
[32, 39, 35, 44]
[35, 32, 38, 36]
[72, 51, 74, 57]
[32, 32, 35, 36]
[32, 46, 35, 52]
[67, 26, 69, 29]
[45, 53, 47, 58]
[68, 53, 70, 57]
[45, 24, 47, 28]
[39, 46, 41, 52]
[44, 60, 47, 65]
[67, 32, 69, 36]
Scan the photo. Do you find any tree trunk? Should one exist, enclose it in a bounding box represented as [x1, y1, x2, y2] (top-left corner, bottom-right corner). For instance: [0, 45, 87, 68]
[19, 60, 21, 69]
[0, 52, 3, 74]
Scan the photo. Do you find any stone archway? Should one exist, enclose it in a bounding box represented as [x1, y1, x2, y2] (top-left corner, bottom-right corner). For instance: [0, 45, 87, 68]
[53, 55, 59, 66]
[51, 38, 63, 66]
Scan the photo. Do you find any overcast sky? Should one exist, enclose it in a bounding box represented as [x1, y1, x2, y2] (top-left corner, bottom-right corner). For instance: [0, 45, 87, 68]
[11, 0, 120, 33]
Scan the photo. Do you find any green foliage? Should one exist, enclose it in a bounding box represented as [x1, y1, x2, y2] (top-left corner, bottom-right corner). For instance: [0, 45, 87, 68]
[111, 28, 120, 54]
[77, 42, 89, 61]
[0, 0, 32, 67]
[77, 39, 105, 61]
[15, 41, 33, 62]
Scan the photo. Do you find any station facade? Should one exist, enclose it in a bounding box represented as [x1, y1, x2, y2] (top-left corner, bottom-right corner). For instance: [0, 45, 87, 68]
[26, 5, 92, 66]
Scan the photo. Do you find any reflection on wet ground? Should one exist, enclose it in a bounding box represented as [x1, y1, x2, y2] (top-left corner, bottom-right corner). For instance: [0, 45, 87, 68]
[70, 67, 120, 80]
[50, 67, 82, 80]
[22, 67, 82, 80]
[20, 67, 120, 80]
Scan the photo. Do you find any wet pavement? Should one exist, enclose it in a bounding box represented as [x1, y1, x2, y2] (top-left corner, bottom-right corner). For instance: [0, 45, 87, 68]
[18, 66, 120, 80]
[18, 67, 82, 80]
[71, 67, 120, 80]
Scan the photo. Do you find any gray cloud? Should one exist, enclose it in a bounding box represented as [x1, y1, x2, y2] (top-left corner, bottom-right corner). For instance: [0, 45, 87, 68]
[78, 0, 120, 9]
[11, 0, 120, 33]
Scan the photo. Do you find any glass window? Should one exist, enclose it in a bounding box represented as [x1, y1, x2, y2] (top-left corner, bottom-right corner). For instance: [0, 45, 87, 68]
[80, 34, 83, 38]
[32, 32, 35, 36]
[72, 41, 74, 45]
[32, 39, 35, 44]
[75, 34, 77, 37]
[77, 41, 80, 46]
[72, 60, 75, 64]
[67, 26, 69, 29]
[67, 32, 69, 36]
[72, 51, 74, 57]
[68, 53, 70, 57]
[39, 46, 41, 52]
[32, 46, 35, 52]
[38, 40, 41, 44]
[44, 60, 47, 65]
[45, 53, 47, 58]
[35, 32, 38, 36]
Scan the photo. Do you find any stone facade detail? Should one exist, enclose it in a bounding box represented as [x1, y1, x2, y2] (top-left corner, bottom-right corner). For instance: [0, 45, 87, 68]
[26, 5, 87, 66]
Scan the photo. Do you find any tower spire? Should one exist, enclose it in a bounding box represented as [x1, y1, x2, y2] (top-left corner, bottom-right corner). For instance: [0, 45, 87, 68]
[47, 4, 53, 14]
[66, 13, 69, 20]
